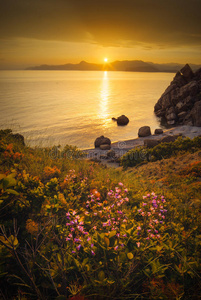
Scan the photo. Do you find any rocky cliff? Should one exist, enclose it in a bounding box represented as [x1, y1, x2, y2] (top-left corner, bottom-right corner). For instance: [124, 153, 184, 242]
[154, 64, 201, 126]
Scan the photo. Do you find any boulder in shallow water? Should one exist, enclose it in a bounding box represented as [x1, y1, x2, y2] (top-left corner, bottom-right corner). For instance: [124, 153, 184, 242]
[94, 135, 111, 148]
[138, 126, 151, 137]
[154, 129, 163, 135]
[117, 115, 129, 126]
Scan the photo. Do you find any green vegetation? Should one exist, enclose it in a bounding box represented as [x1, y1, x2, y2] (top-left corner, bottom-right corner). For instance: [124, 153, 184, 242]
[120, 136, 201, 168]
[0, 130, 201, 299]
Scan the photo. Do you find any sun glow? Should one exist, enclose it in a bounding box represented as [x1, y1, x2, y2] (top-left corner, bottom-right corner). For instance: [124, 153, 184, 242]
[104, 58, 108, 62]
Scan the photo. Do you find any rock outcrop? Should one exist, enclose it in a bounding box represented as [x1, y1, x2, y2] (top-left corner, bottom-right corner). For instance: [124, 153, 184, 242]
[154, 129, 163, 135]
[138, 126, 151, 137]
[154, 64, 201, 126]
[94, 135, 111, 148]
[117, 115, 129, 126]
[112, 115, 129, 125]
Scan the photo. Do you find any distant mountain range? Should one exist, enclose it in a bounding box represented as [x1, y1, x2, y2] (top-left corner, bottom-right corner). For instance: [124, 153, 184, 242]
[26, 60, 201, 73]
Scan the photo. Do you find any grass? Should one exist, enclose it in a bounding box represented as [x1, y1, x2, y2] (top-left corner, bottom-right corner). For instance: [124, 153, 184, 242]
[0, 129, 201, 300]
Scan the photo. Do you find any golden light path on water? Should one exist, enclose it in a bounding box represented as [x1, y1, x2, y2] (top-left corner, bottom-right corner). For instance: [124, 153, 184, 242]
[99, 71, 111, 128]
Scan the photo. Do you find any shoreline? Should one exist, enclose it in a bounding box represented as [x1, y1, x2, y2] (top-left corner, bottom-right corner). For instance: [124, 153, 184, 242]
[83, 125, 201, 167]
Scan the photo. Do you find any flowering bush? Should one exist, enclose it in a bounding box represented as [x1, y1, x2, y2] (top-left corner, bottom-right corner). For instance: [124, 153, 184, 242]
[0, 130, 201, 299]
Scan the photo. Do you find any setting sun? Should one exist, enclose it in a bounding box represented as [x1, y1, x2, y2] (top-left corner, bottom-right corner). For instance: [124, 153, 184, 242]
[104, 58, 108, 62]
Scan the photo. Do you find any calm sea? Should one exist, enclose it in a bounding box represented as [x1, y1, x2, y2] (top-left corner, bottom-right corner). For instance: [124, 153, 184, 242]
[0, 70, 173, 149]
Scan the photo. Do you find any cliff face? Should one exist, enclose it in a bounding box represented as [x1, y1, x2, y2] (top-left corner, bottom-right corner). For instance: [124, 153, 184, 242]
[154, 64, 201, 126]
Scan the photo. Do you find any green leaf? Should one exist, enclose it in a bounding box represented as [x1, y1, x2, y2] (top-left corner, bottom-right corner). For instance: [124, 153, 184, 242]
[104, 237, 110, 247]
[5, 189, 19, 195]
[127, 252, 133, 260]
[109, 230, 116, 238]
[98, 270, 105, 281]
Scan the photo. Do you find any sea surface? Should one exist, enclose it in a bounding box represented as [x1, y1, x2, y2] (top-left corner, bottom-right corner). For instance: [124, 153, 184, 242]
[0, 70, 173, 149]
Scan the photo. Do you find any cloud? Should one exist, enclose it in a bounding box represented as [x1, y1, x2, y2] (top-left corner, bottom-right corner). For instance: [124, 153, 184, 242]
[0, 0, 201, 48]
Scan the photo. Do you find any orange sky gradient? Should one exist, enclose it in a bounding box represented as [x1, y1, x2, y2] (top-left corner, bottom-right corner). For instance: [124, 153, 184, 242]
[0, 0, 201, 69]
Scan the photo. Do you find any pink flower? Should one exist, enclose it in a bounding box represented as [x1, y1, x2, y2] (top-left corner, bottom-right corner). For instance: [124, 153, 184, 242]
[87, 237, 91, 242]
[137, 226, 141, 230]
[91, 250, 95, 256]
[76, 244, 82, 251]
[136, 242, 140, 248]
[118, 182, 124, 186]
[114, 246, 118, 250]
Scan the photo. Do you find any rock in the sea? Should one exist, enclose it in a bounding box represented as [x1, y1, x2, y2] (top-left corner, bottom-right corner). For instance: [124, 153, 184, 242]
[117, 115, 129, 126]
[112, 117, 117, 121]
[138, 126, 151, 137]
[154, 129, 163, 135]
[144, 139, 159, 148]
[100, 144, 111, 150]
[154, 64, 201, 127]
[94, 135, 111, 148]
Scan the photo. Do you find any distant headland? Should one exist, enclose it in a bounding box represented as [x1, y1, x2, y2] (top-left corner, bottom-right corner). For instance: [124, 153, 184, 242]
[26, 60, 201, 73]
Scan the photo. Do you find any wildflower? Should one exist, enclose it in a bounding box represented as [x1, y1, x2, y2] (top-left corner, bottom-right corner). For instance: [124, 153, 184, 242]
[76, 244, 82, 251]
[93, 226, 97, 230]
[121, 243, 124, 248]
[142, 202, 147, 206]
[118, 182, 124, 186]
[72, 237, 79, 243]
[70, 228, 75, 231]
[114, 246, 118, 250]
[72, 251, 76, 254]
[123, 219, 127, 223]
[91, 243, 94, 248]
[87, 237, 91, 242]
[137, 226, 141, 230]
[136, 242, 140, 248]
[91, 250, 95, 256]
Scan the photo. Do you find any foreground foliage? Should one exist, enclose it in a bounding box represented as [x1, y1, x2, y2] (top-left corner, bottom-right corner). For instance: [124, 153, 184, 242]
[0, 130, 201, 299]
[120, 136, 201, 168]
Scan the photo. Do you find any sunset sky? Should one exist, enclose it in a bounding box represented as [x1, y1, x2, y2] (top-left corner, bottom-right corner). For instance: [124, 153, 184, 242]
[0, 0, 201, 69]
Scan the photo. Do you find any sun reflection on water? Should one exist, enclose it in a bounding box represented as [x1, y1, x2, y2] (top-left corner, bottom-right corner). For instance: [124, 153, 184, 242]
[99, 71, 110, 127]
